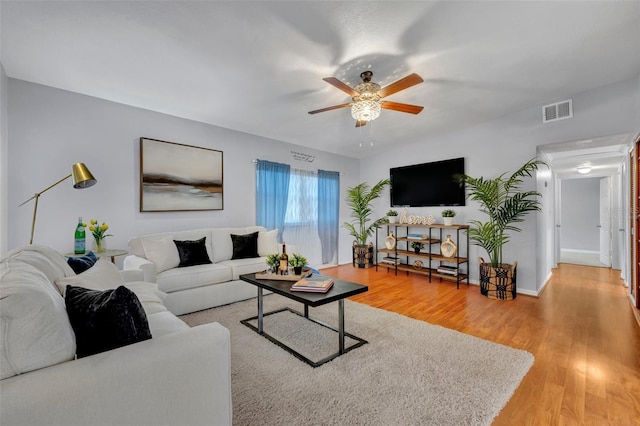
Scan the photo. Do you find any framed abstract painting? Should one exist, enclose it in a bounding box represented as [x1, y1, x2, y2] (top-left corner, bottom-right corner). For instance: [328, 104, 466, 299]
[140, 137, 223, 212]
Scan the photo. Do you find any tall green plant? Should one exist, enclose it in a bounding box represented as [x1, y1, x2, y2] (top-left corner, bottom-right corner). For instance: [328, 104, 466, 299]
[464, 159, 546, 267]
[343, 179, 390, 246]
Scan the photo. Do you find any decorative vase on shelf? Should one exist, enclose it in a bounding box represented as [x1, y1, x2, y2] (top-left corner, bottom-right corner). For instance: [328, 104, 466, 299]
[443, 217, 454, 226]
[385, 231, 396, 250]
[441, 235, 457, 258]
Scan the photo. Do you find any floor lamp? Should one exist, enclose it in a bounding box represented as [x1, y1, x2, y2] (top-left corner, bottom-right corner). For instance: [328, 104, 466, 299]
[19, 162, 97, 244]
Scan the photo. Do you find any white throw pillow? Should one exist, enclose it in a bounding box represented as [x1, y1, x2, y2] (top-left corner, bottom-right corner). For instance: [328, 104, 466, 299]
[258, 229, 278, 256]
[54, 258, 125, 296]
[141, 237, 180, 273]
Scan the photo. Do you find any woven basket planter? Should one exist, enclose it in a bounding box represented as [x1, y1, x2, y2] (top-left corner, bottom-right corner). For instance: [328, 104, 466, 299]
[478, 257, 517, 300]
[353, 242, 374, 268]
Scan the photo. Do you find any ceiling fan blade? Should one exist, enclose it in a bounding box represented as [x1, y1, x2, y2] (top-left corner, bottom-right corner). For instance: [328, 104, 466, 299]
[377, 73, 424, 98]
[323, 77, 359, 97]
[308, 103, 351, 114]
[381, 101, 424, 114]
[355, 120, 367, 128]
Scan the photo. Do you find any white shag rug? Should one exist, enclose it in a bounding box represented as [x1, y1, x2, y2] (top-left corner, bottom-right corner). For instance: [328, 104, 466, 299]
[181, 295, 533, 426]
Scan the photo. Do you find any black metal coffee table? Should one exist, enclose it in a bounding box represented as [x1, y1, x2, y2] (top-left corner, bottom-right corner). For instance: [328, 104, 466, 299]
[239, 273, 369, 367]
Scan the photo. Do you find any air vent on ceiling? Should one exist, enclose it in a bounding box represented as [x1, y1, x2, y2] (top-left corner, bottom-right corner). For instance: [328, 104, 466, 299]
[542, 99, 573, 123]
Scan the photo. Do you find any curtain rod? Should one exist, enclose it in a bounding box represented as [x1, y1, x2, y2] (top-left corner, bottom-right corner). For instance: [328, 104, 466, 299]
[253, 159, 340, 174]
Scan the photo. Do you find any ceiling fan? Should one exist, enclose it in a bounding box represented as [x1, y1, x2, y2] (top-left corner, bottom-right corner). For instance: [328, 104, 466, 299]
[308, 71, 424, 127]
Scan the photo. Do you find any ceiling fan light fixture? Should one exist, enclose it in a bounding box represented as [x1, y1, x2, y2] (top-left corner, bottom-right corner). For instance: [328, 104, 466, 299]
[351, 99, 381, 121]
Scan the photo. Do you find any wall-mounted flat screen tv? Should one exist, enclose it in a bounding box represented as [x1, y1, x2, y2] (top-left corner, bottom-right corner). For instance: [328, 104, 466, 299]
[390, 157, 465, 207]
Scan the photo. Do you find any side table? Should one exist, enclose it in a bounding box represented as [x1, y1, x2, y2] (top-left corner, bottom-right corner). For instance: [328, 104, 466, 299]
[65, 248, 128, 264]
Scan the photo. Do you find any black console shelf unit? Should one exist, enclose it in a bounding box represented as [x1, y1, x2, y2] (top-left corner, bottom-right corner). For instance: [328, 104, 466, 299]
[375, 223, 470, 289]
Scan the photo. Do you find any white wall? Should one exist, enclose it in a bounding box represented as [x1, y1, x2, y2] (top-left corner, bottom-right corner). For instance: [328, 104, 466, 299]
[0, 64, 8, 256]
[360, 75, 640, 294]
[6, 79, 360, 265]
[560, 178, 600, 251]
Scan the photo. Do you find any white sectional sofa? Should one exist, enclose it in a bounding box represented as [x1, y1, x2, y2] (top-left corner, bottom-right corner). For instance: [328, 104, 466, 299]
[0, 245, 232, 426]
[123, 226, 293, 315]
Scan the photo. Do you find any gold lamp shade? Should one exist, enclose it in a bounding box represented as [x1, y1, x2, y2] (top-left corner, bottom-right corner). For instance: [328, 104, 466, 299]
[72, 162, 97, 189]
[19, 162, 97, 244]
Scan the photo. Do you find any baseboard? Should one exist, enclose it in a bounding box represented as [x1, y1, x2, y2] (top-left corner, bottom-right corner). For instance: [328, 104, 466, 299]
[560, 248, 599, 255]
[536, 271, 553, 297]
[464, 278, 538, 297]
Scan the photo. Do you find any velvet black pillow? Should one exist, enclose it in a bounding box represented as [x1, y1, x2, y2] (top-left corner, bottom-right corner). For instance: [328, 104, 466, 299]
[65, 285, 152, 358]
[173, 237, 212, 267]
[67, 251, 98, 274]
[231, 231, 260, 260]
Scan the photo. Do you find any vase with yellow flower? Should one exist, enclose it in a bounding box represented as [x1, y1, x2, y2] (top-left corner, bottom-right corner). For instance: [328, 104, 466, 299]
[88, 219, 112, 253]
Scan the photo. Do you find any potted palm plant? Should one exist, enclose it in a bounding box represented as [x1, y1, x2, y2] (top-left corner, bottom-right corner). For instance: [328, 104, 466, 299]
[463, 158, 546, 300]
[344, 179, 390, 268]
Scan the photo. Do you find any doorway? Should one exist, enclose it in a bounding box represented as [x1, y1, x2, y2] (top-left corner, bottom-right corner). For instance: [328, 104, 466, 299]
[558, 177, 611, 267]
[538, 133, 634, 284]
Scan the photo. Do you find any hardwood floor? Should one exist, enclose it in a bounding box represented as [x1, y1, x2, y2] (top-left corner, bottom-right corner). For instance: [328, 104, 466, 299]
[321, 263, 640, 425]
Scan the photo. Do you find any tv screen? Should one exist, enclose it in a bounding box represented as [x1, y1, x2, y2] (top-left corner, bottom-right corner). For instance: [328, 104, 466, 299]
[390, 157, 465, 207]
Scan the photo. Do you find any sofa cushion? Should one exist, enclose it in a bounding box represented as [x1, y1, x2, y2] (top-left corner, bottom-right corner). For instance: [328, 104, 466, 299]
[231, 231, 259, 260]
[147, 311, 190, 336]
[219, 257, 269, 280]
[66, 251, 98, 274]
[258, 229, 278, 256]
[0, 259, 76, 380]
[65, 285, 152, 358]
[7, 244, 75, 285]
[124, 281, 168, 316]
[210, 226, 266, 263]
[54, 258, 125, 296]
[141, 236, 180, 273]
[156, 263, 233, 293]
[130, 229, 213, 258]
[174, 237, 212, 267]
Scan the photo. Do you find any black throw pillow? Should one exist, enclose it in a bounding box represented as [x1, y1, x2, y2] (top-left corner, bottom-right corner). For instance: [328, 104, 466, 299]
[231, 231, 259, 260]
[67, 251, 98, 274]
[173, 237, 212, 267]
[65, 285, 152, 358]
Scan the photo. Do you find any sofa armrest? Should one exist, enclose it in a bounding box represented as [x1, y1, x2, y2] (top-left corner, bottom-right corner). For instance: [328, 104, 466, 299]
[0, 322, 232, 426]
[123, 254, 157, 283]
[120, 268, 144, 282]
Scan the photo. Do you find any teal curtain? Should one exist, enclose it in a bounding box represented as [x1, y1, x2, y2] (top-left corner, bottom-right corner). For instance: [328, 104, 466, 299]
[317, 170, 340, 264]
[256, 160, 290, 242]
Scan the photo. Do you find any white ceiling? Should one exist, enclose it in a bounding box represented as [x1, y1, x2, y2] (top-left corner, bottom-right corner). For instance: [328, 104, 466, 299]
[1, 1, 639, 161]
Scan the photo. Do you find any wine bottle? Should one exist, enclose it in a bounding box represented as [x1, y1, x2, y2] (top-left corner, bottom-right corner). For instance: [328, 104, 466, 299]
[279, 242, 289, 275]
[74, 217, 86, 254]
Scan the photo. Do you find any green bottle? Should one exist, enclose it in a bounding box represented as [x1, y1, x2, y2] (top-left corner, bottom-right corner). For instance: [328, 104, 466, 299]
[74, 217, 86, 254]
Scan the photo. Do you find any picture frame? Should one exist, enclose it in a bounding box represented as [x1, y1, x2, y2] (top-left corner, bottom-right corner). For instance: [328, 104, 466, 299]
[140, 137, 223, 212]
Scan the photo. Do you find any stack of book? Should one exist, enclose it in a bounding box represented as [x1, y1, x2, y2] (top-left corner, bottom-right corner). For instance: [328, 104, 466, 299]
[437, 265, 458, 276]
[380, 256, 400, 265]
[291, 276, 334, 293]
[407, 233, 425, 239]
